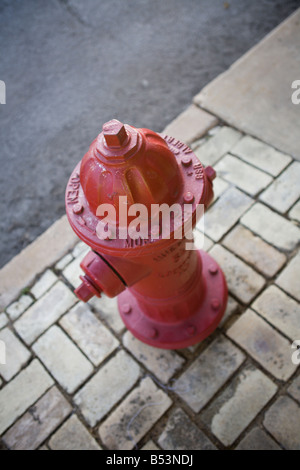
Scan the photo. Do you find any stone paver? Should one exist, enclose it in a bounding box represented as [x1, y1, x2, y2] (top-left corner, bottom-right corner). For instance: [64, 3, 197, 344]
[6, 295, 34, 321]
[223, 224, 286, 277]
[31, 270, 58, 299]
[230, 136, 292, 176]
[190, 135, 207, 150]
[288, 376, 300, 403]
[202, 365, 277, 446]
[264, 396, 300, 450]
[252, 285, 300, 341]
[60, 302, 119, 367]
[33, 326, 93, 394]
[89, 295, 125, 334]
[218, 295, 240, 328]
[54, 253, 73, 271]
[276, 251, 300, 302]
[174, 335, 245, 413]
[193, 230, 214, 252]
[215, 154, 273, 196]
[49, 415, 101, 451]
[62, 254, 86, 289]
[15, 281, 77, 345]
[236, 427, 281, 451]
[3, 387, 72, 450]
[163, 104, 218, 145]
[123, 331, 185, 384]
[260, 162, 300, 213]
[0, 313, 8, 330]
[0, 215, 77, 311]
[0, 360, 54, 435]
[200, 187, 253, 242]
[210, 245, 265, 304]
[158, 408, 216, 450]
[211, 177, 230, 201]
[241, 203, 300, 251]
[74, 350, 140, 427]
[99, 377, 172, 450]
[289, 200, 300, 223]
[141, 440, 160, 451]
[72, 242, 90, 259]
[208, 125, 221, 136]
[0, 328, 31, 381]
[227, 310, 297, 381]
[194, 126, 242, 166]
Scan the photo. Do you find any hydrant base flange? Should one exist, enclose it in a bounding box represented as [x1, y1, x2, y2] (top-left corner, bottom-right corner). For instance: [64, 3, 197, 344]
[118, 250, 227, 350]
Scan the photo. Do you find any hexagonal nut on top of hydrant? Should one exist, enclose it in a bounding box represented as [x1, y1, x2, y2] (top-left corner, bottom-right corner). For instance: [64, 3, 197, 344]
[65, 119, 228, 349]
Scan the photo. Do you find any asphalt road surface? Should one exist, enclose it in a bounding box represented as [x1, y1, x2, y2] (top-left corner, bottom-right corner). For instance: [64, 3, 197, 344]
[0, 0, 299, 268]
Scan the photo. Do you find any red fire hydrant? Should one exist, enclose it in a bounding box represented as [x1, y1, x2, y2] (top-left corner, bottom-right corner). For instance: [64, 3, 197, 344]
[65, 119, 227, 349]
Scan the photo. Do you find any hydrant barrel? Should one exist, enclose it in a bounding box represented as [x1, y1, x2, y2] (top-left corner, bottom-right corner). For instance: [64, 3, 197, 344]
[65, 119, 227, 349]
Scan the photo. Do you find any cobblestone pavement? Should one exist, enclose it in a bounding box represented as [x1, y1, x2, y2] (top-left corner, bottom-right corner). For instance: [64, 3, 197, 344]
[0, 109, 299, 450]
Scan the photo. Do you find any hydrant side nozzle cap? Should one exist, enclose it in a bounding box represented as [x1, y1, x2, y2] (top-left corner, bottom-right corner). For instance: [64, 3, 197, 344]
[75, 275, 102, 302]
[205, 166, 216, 181]
[102, 119, 129, 148]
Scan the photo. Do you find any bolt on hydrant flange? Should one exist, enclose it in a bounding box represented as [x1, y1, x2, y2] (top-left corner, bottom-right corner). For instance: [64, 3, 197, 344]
[65, 119, 228, 349]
